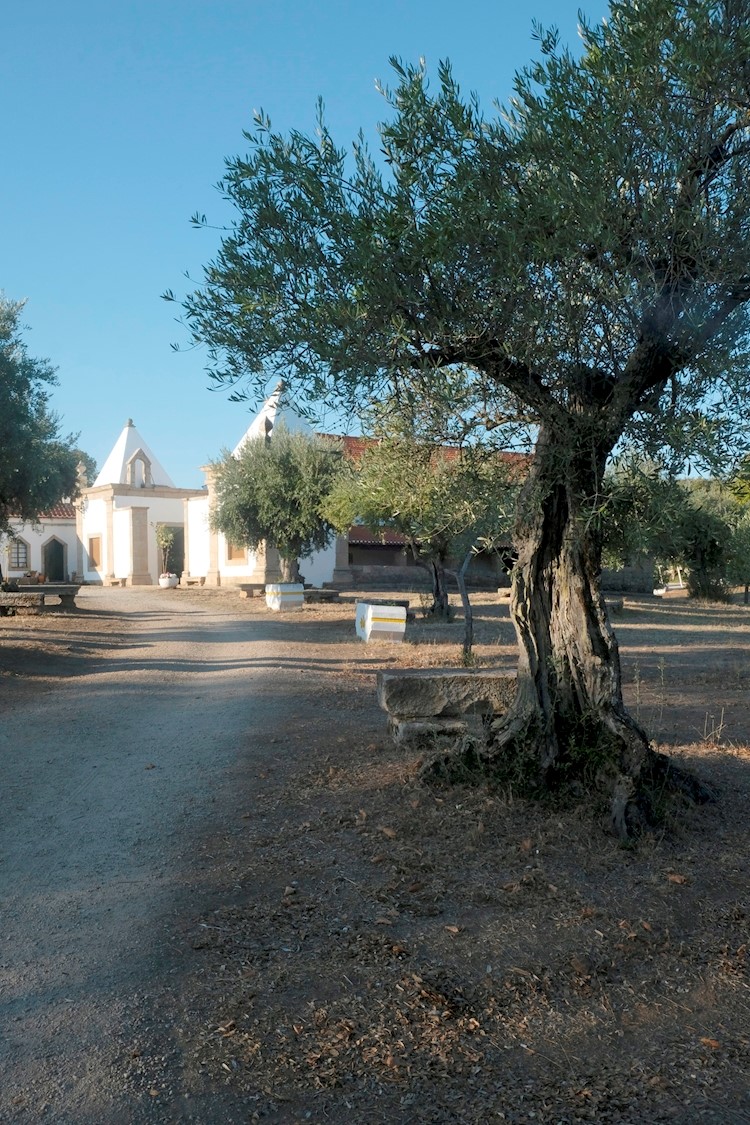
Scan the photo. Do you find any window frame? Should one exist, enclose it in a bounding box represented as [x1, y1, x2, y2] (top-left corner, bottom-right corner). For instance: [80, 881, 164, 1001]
[88, 536, 102, 569]
[8, 538, 29, 570]
[225, 540, 247, 564]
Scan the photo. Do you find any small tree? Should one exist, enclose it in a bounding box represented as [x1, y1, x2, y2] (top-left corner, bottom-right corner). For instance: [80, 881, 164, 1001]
[601, 466, 735, 598]
[324, 429, 516, 646]
[155, 524, 176, 575]
[211, 425, 343, 581]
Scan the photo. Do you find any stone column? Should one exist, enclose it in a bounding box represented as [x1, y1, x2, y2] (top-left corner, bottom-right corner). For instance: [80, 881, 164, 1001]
[128, 506, 152, 585]
[331, 532, 354, 587]
[104, 494, 117, 585]
[180, 497, 192, 586]
[201, 466, 221, 586]
[74, 499, 85, 579]
[245, 541, 283, 584]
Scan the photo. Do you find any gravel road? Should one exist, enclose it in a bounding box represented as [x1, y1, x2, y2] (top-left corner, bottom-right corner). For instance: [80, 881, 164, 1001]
[0, 587, 285, 1123]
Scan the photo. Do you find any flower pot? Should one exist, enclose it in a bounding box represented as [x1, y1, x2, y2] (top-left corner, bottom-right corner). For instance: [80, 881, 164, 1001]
[159, 574, 179, 588]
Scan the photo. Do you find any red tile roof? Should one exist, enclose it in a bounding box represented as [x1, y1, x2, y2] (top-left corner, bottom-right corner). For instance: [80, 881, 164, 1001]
[9, 503, 76, 520]
[321, 433, 529, 475]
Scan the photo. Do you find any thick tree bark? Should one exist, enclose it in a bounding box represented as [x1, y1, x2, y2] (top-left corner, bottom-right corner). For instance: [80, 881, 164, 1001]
[418, 558, 451, 620]
[475, 423, 713, 836]
[279, 555, 300, 583]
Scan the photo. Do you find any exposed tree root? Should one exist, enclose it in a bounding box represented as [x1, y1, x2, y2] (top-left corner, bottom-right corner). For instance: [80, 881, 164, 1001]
[419, 705, 717, 840]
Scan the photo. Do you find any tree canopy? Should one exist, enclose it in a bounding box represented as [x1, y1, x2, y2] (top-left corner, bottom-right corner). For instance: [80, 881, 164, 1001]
[169, 0, 750, 834]
[210, 425, 343, 581]
[324, 424, 517, 616]
[0, 295, 82, 539]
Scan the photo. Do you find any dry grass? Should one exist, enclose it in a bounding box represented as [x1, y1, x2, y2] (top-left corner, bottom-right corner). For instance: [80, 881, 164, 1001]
[165, 587, 750, 1123]
[3, 587, 750, 1122]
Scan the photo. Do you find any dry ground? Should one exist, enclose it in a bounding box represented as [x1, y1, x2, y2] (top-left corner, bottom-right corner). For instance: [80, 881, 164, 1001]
[1, 587, 749, 1123]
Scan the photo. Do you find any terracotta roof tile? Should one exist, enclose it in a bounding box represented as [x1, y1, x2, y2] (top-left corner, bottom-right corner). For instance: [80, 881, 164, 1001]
[9, 503, 76, 520]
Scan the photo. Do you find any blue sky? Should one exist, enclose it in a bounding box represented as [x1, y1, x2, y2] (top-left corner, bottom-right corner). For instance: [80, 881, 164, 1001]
[3, 0, 593, 487]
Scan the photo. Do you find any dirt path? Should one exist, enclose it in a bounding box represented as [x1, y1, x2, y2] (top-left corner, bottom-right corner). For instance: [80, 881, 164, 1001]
[0, 587, 293, 1123]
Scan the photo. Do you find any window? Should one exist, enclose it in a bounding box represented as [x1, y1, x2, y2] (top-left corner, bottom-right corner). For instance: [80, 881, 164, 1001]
[226, 541, 246, 563]
[88, 536, 102, 568]
[9, 539, 29, 569]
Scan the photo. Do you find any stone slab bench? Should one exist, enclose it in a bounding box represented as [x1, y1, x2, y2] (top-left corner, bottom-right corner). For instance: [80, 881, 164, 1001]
[16, 583, 81, 608]
[377, 668, 516, 750]
[182, 576, 205, 587]
[303, 588, 341, 603]
[0, 592, 45, 616]
[238, 583, 267, 599]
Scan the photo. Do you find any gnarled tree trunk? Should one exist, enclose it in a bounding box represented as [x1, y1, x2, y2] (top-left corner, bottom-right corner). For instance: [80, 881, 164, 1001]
[478, 424, 711, 836]
[279, 554, 300, 583]
[415, 556, 451, 620]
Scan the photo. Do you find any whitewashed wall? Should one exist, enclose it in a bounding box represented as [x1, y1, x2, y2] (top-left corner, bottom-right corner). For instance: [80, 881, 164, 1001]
[186, 496, 210, 577]
[217, 531, 259, 581]
[112, 509, 132, 579]
[1, 518, 78, 580]
[79, 497, 108, 582]
[301, 540, 336, 587]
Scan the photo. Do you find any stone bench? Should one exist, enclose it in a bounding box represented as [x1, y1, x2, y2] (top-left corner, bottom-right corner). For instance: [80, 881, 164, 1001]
[16, 583, 81, 609]
[238, 583, 267, 599]
[377, 668, 516, 751]
[0, 592, 45, 616]
[182, 576, 205, 587]
[303, 588, 340, 603]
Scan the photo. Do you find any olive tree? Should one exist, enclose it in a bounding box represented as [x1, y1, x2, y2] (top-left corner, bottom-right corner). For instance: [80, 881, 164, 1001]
[323, 429, 517, 644]
[169, 0, 750, 833]
[0, 295, 82, 575]
[210, 425, 342, 582]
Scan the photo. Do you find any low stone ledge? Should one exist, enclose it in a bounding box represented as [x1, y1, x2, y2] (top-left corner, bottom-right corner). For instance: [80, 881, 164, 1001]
[389, 716, 473, 752]
[239, 583, 266, 598]
[0, 592, 45, 616]
[304, 588, 341, 603]
[377, 668, 516, 721]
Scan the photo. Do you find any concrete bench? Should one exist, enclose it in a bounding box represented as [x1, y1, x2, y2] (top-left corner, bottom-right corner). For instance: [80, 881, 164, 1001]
[182, 576, 205, 587]
[0, 592, 45, 616]
[377, 668, 517, 751]
[17, 583, 81, 609]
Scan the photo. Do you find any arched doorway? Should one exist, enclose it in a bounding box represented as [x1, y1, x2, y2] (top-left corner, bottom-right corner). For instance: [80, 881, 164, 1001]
[43, 538, 66, 582]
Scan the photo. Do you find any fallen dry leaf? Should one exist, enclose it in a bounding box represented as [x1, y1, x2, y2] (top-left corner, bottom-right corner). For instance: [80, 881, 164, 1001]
[667, 873, 688, 885]
[380, 826, 397, 839]
[700, 1037, 721, 1050]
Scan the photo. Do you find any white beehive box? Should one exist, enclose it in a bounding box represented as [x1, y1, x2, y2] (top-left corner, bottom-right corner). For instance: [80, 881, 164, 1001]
[355, 602, 407, 643]
[265, 583, 305, 611]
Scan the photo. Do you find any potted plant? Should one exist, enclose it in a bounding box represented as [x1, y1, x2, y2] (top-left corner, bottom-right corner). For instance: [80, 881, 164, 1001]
[155, 525, 178, 588]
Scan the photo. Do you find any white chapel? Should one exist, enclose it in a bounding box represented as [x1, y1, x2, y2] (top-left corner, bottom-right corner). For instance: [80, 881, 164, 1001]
[71, 384, 346, 588]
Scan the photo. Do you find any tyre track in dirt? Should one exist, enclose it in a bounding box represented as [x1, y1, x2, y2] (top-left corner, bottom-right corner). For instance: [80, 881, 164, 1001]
[0, 587, 288, 1123]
